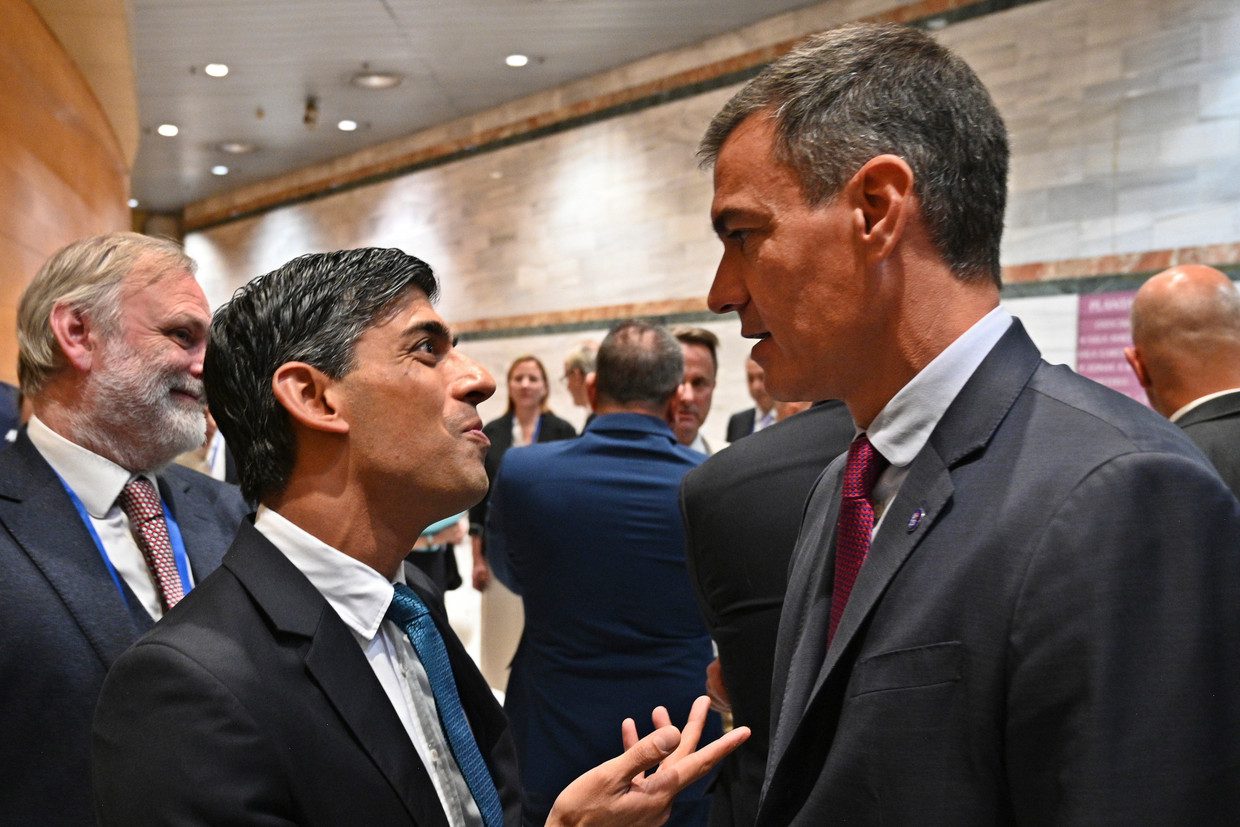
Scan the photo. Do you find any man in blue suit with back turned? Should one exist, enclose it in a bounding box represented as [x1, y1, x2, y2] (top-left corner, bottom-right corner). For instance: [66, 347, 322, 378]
[488, 320, 721, 825]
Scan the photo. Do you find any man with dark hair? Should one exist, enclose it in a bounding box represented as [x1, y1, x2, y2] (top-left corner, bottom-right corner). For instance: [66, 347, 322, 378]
[671, 326, 719, 454]
[487, 321, 722, 826]
[1125, 264, 1240, 498]
[92, 250, 744, 825]
[0, 232, 247, 825]
[699, 22, 1240, 823]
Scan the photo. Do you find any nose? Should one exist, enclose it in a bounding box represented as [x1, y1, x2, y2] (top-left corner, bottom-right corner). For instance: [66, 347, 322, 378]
[676, 380, 694, 406]
[454, 352, 496, 405]
[188, 340, 206, 379]
[707, 253, 747, 316]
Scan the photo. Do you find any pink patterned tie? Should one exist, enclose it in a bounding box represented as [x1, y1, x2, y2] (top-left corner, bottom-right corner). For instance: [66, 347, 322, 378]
[828, 435, 887, 645]
[117, 478, 184, 612]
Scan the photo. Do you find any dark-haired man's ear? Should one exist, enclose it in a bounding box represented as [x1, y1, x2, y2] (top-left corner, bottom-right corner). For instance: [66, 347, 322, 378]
[49, 302, 97, 373]
[271, 362, 349, 435]
[846, 153, 916, 265]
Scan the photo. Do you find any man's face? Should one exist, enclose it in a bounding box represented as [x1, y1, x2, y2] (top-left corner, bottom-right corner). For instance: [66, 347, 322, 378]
[81, 266, 211, 471]
[672, 342, 716, 446]
[708, 114, 878, 403]
[564, 365, 589, 406]
[332, 293, 496, 521]
[745, 358, 774, 412]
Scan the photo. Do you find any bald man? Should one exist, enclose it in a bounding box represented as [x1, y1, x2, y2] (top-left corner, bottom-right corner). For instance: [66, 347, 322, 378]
[1125, 264, 1240, 497]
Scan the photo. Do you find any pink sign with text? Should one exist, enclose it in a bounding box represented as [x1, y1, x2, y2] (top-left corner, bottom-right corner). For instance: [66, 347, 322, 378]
[1076, 290, 1149, 406]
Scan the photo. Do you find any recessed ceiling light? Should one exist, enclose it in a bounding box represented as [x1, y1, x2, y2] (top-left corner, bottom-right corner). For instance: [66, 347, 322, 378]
[505, 54, 530, 68]
[337, 119, 358, 132]
[156, 123, 179, 137]
[127, 198, 139, 208]
[351, 70, 403, 89]
[211, 165, 229, 176]
[204, 63, 229, 77]
[217, 140, 257, 154]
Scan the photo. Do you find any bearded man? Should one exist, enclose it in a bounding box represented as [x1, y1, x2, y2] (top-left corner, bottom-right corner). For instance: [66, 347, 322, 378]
[0, 232, 248, 824]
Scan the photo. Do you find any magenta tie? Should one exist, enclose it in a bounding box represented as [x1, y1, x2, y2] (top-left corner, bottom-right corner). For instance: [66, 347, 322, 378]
[117, 478, 184, 612]
[828, 435, 887, 645]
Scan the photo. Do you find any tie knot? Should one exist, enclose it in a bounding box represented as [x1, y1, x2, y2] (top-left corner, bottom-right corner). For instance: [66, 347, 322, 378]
[117, 477, 162, 525]
[386, 583, 430, 628]
[841, 435, 886, 500]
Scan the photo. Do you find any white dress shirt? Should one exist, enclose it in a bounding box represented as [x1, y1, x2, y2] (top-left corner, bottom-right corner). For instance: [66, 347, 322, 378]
[27, 415, 191, 620]
[253, 506, 483, 827]
[753, 405, 776, 433]
[864, 307, 1014, 533]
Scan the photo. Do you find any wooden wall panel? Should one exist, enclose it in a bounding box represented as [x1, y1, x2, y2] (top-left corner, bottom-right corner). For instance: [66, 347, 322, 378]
[0, 0, 129, 383]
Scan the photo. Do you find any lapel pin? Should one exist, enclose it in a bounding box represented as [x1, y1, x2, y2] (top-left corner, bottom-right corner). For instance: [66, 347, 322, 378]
[906, 507, 925, 533]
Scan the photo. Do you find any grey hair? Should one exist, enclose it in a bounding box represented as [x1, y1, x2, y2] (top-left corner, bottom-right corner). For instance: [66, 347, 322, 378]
[563, 341, 598, 375]
[698, 23, 1009, 287]
[18, 232, 195, 396]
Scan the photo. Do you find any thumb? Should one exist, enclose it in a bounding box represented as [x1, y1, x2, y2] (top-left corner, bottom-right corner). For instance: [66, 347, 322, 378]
[607, 725, 680, 783]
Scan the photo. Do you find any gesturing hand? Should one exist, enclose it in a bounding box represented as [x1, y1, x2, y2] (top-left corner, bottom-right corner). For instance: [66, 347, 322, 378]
[546, 696, 749, 827]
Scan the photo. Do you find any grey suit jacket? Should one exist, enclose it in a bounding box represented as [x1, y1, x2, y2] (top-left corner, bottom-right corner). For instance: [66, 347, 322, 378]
[1176, 389, 1240, 499]
[759, 323, 1240, 825]
[0, 433, 247, 825]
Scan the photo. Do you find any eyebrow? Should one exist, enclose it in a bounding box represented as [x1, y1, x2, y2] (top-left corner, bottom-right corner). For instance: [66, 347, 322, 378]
[400, 319, 457, 347]
[164, 313, 209, 333]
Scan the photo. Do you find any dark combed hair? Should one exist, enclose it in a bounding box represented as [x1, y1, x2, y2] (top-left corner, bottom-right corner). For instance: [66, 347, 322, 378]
[593, 320, 683, 409]
[698, 23, 1009, 287]
[203, 248, 438, 503]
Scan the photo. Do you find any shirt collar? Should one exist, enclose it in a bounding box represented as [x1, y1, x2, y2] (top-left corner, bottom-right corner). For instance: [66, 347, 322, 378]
[1169, 388, 1240, 423]
[26, 415, 152, 517]
[253, 505, 401, 641]
[866, 307, 1013, 468]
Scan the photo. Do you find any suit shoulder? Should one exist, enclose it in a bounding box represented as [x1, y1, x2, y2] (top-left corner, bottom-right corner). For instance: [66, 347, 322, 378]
[1025, 363, 1201, 460]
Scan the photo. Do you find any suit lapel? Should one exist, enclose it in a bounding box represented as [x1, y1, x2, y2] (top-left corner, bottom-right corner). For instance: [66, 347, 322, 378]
[0, 435, 142, 668]
[156, 469, 228, 580]
[224, 524, 446, 826]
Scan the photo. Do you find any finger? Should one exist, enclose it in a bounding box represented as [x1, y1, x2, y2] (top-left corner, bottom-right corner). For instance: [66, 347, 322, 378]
[667, 696, 712, 761]
[659, 726, 751, 793]
[621, 717, 638, 752]
[650, 705, 672, 730]
[601, 724, 681, 788]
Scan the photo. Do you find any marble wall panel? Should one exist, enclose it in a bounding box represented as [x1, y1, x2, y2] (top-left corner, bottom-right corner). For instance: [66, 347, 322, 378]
[191, 0, 1240, 325]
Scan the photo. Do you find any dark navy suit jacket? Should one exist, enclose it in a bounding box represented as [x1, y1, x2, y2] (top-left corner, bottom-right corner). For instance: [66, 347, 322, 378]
[759, 322, 1240, 825]
[0, 433, 247, 824]
[92, 521, 523, 826]
[487, 413, 720, 825]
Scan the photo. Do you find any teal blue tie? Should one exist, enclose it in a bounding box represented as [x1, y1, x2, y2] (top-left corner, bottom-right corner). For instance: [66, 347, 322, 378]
[386, 584, 504, 827]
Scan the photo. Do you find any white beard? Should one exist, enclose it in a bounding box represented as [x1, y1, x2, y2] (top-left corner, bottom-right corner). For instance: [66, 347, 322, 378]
[70, 338, 206, 473]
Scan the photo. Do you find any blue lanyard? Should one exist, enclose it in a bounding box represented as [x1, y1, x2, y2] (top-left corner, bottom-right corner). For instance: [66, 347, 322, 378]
[57, 474, 193, 609]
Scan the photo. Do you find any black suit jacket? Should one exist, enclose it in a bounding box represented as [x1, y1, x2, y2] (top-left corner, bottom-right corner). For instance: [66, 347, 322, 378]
[0, 433, 247, 825]
[92, 521, 523, 825]
[468, 411, 577, 533]
[725, 408, 756, 443]
[681, 401, 854, 827]
[1176, 389, 1240, 498]
[759, 322, 1240, 824]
